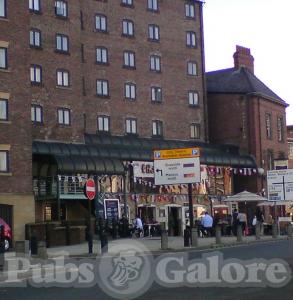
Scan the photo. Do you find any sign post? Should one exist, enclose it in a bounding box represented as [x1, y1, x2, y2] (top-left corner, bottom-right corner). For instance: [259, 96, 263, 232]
[84, 178, 96, 254]
[154, 148, 200, 229]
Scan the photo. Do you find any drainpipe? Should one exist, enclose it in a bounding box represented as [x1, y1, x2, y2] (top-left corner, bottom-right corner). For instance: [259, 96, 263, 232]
[198, 1, 209, 142]
[257, 97, 264, 191]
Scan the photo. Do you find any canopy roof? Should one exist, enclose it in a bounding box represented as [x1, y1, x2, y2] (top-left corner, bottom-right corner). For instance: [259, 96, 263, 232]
[224, 191, 268, 203]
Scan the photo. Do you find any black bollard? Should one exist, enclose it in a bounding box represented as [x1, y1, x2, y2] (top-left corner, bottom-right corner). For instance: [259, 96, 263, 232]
[0, 225, 5, 271]
[184, 229, 190, 247]
[30, 233, 38, 255]
[101, 232, 108, 254]
[88, 231, 93, 254]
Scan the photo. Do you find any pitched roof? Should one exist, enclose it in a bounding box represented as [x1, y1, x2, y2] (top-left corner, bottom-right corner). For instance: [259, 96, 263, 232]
[206, 67, 287, 106]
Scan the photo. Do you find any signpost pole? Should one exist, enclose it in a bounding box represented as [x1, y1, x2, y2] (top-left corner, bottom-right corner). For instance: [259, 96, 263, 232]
[88, 197, 93, 254]
[188, 183, 193, 229]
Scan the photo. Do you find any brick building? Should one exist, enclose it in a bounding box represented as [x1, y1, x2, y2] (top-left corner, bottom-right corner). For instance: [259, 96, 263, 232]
[1, 1, 257, 242]
[287, 126, 293, 169]
[206, 45, 288, 194]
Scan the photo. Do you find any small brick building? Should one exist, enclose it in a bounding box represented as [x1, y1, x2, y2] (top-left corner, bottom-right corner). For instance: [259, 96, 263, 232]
[206, 45, 288, 193]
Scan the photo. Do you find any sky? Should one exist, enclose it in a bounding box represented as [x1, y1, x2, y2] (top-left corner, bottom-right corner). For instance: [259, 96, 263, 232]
[203, 0, 293, 125]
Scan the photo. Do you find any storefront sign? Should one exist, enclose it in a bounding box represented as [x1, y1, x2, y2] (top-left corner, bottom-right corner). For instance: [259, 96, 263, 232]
[104, 199, 120, 220]
[133, 161, 154, 178]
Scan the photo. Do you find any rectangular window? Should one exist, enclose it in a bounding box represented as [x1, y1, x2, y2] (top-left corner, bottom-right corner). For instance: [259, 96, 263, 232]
[151, 86, 162, 102]
[97, 115, 110, 132]
[150, 55, 161, 72]
[95, 14, 107, 32]
[96, 47, 108, 64]
[267, 149, 274, 170]
[148, 24, 160, 41]
[152, 120, 163, 136]
[277, 116, 284, 142]
[0, 151, 8, 172]
[57, 69, 69, 87]
[122, 20, 134, 36]
[187, 61, 197, 75]
[58, 108, 70, 125]
[30, 65, 42, 84]
[186, 31, 196, 47]
[148, 0, 158, 11]
[188, 91, 199, 106]
[126, 118, 137, 134]
[96, 80, 109, 96]
[190, 123, 200, 139]
[0, 99, 8, 121]
[31, 104, 43, 123]
[121, 0, 133, 6]
[0, 0, 6, 18]
[29, 0, 40, 12]
[125, 83, 136, 100]
[30, 29, 41, 47]
[123, 51, 135, 68]
[265, 113, 272, 139]
[56, 34, 69, 52]
[55, 0, 68, 17]
[0, 48, 7, 69]
[185, 3, 195, 18]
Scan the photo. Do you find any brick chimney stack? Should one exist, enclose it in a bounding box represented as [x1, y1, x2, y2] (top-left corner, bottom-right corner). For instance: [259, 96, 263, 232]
[233, 45, 254, 73]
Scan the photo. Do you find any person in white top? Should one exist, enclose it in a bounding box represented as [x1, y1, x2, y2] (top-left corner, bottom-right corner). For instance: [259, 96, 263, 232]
[134, 215, 143, 237]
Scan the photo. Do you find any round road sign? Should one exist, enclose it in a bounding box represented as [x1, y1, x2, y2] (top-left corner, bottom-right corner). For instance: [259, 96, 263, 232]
[85, 178, 96, 200]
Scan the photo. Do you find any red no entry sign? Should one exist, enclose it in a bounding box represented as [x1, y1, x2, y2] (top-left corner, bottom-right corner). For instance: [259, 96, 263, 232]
[84, 178, 96, 200]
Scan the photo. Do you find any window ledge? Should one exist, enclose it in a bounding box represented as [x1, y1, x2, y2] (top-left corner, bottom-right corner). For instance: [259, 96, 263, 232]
[151, 100, 163, 104]
[121, 34, 135, 39]
[0, 68, 11, 73]
[30, 45, 43, 50]
[54, 50, 70, 55]
[0, 120, 11, 124]
[96, 94, 110, 99]
[0, 17, 9, 22]
[122, 65, 136, 70]
[56, 85, 72, 90]
[0, 172, 12, 176]
[94, 29, 109, 34]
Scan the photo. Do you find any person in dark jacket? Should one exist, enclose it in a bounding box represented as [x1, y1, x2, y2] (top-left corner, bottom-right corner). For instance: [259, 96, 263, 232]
[232, 209, 239, 236]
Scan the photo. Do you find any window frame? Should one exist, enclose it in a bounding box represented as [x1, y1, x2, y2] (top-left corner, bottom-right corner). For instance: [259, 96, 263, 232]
[96, 79, 109, 97]
[30, 64, 42, 85]
[30, 28, 42, 48]
[56, 33, 69, 53]
[0, 150, 8, 173]
[0, 47, 7, 69]
[186, 31, 196, 48]
[123, 51, 136, 68]
[0, 98, 8, 121]
[31, 104, 43, 123]
[57, 107, 71, 126]
[95, 14, 107, 32]
[187, 61, 197, 76]
[152, 120, 163, 137]
[124, 82, 136, 100]
[151, 86, 162, 103]
[122, 19, 134, 37]
[265, 112, 272, 140]
[0, 0, 7, 18]
[150, 54, 161, 72]
[147, 0, 159, 12]
[185, 3, 195, 19]
[97, 115, 110, 133]
[190, 123, 200, 139]
[29, 0, 41, 13]
[277, 116, 284, 142]
[148, 24, 160, 42]
[96, 47, 108, 65]
[56, 69, 70, 87]
[55, 0, 68, 18]
[121, 0, 134, 7]
[125, 118, 137, 135]
[188, 90, 199, 106]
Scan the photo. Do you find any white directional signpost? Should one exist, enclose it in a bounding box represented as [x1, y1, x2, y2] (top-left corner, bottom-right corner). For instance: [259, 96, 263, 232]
[154, 148, 201, 229]
[267, 169, 293, 201]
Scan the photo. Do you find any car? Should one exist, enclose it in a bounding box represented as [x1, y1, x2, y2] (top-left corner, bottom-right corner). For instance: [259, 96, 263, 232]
[0, 217, 12, 251]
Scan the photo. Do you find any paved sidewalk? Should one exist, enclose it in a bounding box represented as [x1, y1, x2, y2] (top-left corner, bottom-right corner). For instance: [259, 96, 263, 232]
[2, 235, 289, 259]
[42, 235, 289, 257]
